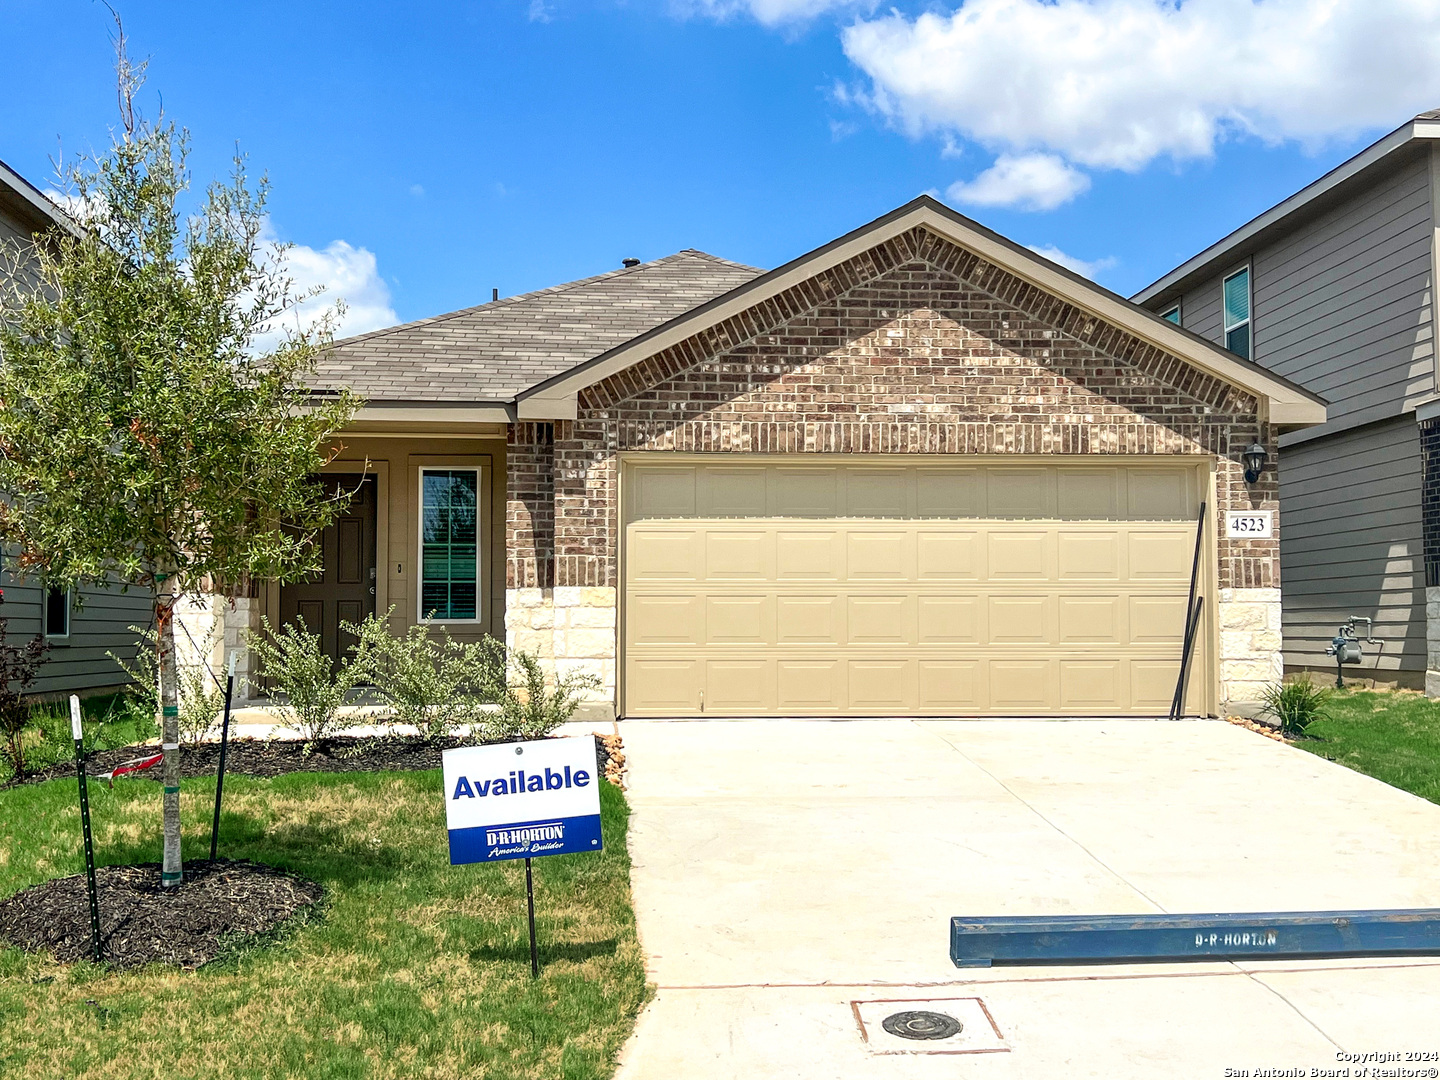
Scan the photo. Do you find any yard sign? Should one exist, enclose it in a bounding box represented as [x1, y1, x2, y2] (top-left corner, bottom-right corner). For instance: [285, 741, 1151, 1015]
[442, 736, 603, 865]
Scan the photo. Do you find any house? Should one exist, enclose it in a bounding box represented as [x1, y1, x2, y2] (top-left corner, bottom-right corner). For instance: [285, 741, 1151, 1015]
[0, 158, 152, 697]
[227, 195, 1323, 719]
[1134, 112, 1440, 694]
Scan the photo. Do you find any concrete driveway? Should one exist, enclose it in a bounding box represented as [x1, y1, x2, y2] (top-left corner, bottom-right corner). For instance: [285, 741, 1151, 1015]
[612, 719, 1440, 1078]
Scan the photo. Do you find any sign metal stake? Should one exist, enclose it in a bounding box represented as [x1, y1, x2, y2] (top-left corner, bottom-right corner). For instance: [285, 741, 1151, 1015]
[70, 695, 102, 964]
[209, 651, 238, 863]
[525, 857, 539, 978]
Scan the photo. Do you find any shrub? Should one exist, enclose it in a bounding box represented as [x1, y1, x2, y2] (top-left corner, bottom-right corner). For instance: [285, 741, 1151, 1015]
[1260, 680, 1332, 737]
[344, 611, 504, 741]
[489, 650, 599, 742]
[245, 615, 368, 748]
[0, 591, 49, 778]
[111, 625, 226, 746]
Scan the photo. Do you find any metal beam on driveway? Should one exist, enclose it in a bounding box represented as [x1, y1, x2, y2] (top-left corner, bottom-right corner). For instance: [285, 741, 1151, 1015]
[951, 909, 1440, 967]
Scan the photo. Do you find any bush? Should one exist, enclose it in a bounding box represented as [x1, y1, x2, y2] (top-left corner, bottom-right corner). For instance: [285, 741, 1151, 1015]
[490, 650, 599, 741]
[0, 591, 49, 778]
[344, 610, 504, 741]
[111, 625, 225, 746]
[1260, 680, 1332, 737]
[245, 615, 368, 748]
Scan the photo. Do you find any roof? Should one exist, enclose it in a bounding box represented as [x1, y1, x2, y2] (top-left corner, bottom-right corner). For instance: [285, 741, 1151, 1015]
[1133, 110, 1440, 306]
[516, 195, 1326, 427]
[312, 249, 764, 403]
[0, 157, 76, 238]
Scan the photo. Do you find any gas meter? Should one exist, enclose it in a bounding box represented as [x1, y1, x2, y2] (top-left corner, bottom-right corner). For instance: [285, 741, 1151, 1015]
[1324, 617, 1384, 688]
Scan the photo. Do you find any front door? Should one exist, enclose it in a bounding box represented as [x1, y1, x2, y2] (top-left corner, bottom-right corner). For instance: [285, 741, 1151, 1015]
[279, 474, 378, 664]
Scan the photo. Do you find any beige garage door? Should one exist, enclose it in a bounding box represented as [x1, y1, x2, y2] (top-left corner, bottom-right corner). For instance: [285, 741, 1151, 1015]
[622, 460, 1207, 717]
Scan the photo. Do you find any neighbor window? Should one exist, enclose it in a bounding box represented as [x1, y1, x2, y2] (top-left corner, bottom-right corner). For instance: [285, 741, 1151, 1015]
[420, 468, 479, 621]
[1161, 303, 1181, 325]
[44, 585, 71, 640]
[1223, 266, 1251, 359]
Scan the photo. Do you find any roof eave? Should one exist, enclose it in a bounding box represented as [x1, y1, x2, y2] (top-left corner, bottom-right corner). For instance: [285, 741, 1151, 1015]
[1133, 118, 1440, 306]
[515, 196, 1326, 427]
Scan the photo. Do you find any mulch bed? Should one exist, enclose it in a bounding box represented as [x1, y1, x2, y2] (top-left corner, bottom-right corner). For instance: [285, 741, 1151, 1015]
[9, 732, 624, 789]
[0, 858, 323, 970]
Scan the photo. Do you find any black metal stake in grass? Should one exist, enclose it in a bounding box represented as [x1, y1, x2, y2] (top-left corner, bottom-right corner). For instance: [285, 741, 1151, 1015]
[69, 695, 102, 964]
[524, 857, 539, 978]
[210, 651, 238, 863]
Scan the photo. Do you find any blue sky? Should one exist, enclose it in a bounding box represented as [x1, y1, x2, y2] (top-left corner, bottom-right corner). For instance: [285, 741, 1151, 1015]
[4, 0, 1439, 336]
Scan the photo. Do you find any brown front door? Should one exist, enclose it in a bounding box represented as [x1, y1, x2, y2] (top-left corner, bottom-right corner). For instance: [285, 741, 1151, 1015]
[279, 475, 378, 664]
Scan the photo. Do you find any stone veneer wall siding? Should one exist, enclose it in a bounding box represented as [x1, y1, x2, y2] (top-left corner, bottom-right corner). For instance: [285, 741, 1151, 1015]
[506, 226, 1283, 715]
[1420, 417, 1440, 695]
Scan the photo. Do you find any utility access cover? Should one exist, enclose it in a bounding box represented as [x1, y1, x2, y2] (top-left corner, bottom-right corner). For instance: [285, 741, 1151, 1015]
[851, 997, 1008, 1056]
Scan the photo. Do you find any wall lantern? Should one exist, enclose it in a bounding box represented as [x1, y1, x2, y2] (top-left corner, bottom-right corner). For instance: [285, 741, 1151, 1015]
[1242, 441, 1267, 484]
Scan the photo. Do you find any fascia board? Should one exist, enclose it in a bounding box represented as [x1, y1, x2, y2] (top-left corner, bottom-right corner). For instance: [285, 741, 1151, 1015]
[1134, 120, 1440, 305]
[348, 403, 516, 424]
[516, 394, 578, 421]
[517, 200, 1324, 426]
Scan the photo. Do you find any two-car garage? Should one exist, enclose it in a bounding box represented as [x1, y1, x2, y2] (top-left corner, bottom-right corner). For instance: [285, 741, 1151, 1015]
[621, 459, 1210, 718]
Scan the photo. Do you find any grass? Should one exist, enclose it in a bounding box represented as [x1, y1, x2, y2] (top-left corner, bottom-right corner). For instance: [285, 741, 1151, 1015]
[2, 692, 156, 785]
[1291, 687, 1440, 805]
[0, 767, 647, 1079]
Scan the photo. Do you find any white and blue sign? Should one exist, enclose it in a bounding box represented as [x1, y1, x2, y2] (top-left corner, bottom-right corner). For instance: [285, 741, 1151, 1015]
[442, 736, 603, 865]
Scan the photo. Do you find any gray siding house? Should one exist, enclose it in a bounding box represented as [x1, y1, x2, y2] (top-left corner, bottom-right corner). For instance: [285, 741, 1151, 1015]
[0, 158, 150, 697]
[1135, 112, 1440, 692]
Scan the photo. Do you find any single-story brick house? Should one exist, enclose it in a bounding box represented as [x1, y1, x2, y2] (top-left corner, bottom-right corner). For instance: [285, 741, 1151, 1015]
[219, 196, 1325, 720]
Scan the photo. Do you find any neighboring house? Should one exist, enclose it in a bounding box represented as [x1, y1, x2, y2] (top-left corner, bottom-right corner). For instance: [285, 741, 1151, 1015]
[214, 195, 1323, 718]
[1134, 111, 1440, 693]
[0, 159, 152, 696]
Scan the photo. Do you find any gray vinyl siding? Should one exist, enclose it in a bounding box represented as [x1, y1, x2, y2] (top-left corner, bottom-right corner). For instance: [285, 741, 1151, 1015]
[1278, 415, 1424, 675]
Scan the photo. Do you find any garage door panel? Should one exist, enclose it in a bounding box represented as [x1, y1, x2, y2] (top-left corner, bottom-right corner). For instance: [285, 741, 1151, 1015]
[846, 595, 913, 645]
[629, 595, 704, 645]
[1128, 531, 1193, 580]
[917, 595, 982, 644]
[629, 529, 700, 581]
[1058, 596, 1122, 644]
[777, 660, 842, 711]
[706, 595, 772, 645]
[988, 531, 1051, 580]
[705, 660, 775, 713]
[989, 660, 1057, 710]
[916, 468, 983, 517]
[847, 530, 912, 579]
[776, 595, 841, 644]
[705, 529, 771, 579]
[918, 660, 984, 710]
[988, 595, 1051, 644]
[917, 531, 981, 579]
[848, 660, 914, 710]
[623, 459, 1208, 717]
[702, 468, 767, 517]
[1060, 660, 1124, 711]
[1057, 531, 1120, 579]
[776, 530, 843, 580]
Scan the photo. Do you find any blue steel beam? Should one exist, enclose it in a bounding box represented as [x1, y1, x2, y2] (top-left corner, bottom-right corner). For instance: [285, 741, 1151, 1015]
[951, 909, 1440, 968]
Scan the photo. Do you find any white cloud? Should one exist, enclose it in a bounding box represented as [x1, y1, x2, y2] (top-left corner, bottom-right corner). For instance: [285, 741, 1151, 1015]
[947, 153, 1090, 211]
[843, 0, 1440, 205]
[254, 224, 398, 351]
[683, 0, 859, 27]
[1025, 243, 1117, 281]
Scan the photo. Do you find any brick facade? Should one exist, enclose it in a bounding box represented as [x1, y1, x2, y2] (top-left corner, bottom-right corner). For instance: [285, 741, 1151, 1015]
[506, 226, 1282, 716]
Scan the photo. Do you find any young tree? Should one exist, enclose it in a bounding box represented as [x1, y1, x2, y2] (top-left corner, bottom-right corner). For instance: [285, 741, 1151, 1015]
[0, 40, 360, 885]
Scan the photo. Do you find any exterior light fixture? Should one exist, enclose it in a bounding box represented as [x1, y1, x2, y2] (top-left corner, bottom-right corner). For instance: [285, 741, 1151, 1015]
[1242, 441, 1267, 484]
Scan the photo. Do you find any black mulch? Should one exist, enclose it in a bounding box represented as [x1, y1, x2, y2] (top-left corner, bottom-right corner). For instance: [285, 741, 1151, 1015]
[0, 858, 324, 970]
[9, 733, 616, 788]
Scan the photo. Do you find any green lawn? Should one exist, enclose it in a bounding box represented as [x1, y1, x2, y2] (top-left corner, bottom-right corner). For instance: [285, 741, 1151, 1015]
[0, 768, 647, 1079]
[1294, 688, 1440, 805]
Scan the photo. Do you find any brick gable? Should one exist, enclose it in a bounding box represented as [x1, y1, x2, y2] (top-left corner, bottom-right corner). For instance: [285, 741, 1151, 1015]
[509, 228, 1276, 597]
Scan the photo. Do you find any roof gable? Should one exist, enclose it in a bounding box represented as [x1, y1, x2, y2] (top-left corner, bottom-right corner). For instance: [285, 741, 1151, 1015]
[516, 196, 1325, 427]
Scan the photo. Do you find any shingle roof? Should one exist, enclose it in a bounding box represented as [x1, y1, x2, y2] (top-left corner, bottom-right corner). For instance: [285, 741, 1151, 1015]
[310, 249, 764, 402]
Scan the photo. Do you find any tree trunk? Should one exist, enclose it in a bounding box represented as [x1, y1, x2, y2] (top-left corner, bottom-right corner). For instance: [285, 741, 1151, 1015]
[156, 576, 182, 887]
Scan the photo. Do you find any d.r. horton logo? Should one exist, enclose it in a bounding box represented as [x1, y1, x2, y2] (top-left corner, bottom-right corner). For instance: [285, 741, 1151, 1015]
[486, 822, 565, 854]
